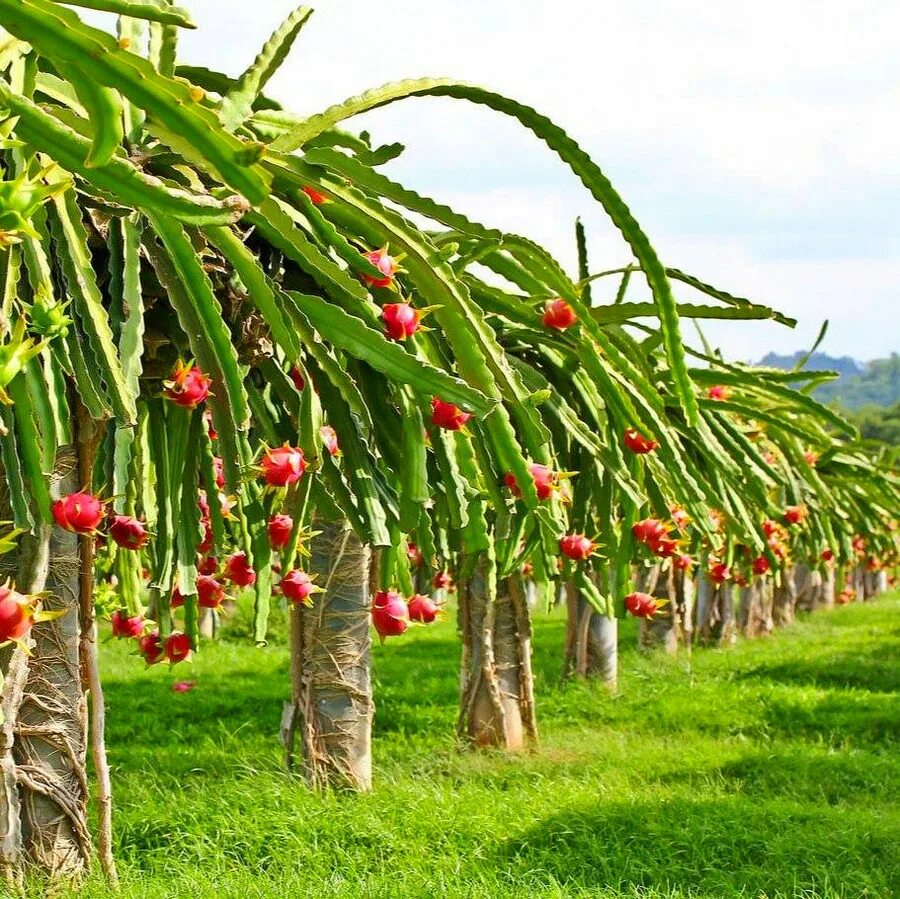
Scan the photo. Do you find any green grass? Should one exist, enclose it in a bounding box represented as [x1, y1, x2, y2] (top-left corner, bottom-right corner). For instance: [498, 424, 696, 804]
[60, 595, 900, 898]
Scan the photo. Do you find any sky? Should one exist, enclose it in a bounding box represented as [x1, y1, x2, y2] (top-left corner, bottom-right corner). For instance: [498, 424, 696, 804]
[93, 0, 899, 363]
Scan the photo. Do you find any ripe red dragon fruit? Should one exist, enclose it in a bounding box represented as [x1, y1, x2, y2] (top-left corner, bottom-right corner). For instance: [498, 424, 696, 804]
[382, 302, 422, 341]
[362, 247, 399, 288]
[707, 385, 729, 401]
[820, 547, 834, 562]
[138, 631, 163, 665]
[504, 464, 556, 500]
[197, 575, 226, 608]
[669, 505, 690, 531]
[852, 535, 866, 554]
[623, 428, 658, 455]
[198, 555, 218, 576]
[542, 298, 578, 331]
[708, 561, 730, 584]
[761, 519, 780, 538]
[52, 491, 105, 535]
[197, 522, 213, 555]
[632, 518, 668, 545]
[109, 515, 149, 551]
[224, 553, 256, 588]
[268, 514, 293, 550]
[430, 398, 471, 431]
[559, 534, 595, 561]
[407, 593, 439, 624]
[280, 570, 320, 605]
[372, 590, 409, 640]
[649, 536, 679, 558]
[203, 409, 218, 440]
[217, 492, 235, 520]
[110, 610, 144, 639]
[164, 632, 192, 664]
[768, 535, 787, 559]
[259, 445, 306, 487]
[406, 541, 424, 567]
[432, 570, 453, 591]
[301, 185, 328, 205]
[783, 505, 807, 526]
[163, 361, 211, 409]
[803, 450, 819, 466]
[752, 555, 771, 576]
[673, 554, 694, 571]
[0, 586, 35, 644]
[624, 591, 664, 619]
[320, 425, 340, 457]
[213, 456, 225, 488]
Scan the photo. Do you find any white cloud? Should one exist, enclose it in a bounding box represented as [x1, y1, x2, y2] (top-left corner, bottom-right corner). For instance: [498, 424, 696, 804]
[87, 0, 900, 361]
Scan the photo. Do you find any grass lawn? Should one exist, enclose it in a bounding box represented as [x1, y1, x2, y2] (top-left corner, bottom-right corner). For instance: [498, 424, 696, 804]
[61, 594, 899, 898]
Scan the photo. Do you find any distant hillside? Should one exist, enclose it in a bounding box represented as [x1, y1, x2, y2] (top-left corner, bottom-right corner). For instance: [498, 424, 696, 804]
[757, 352, 900, 410]
[758, 351, 863, 379]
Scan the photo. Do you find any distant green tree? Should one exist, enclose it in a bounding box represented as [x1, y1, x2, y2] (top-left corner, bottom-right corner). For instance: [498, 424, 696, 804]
[847, 401, 900, 446]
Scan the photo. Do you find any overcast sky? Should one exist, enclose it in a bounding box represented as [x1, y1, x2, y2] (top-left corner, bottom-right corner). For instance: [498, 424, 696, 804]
[104, 1, 900, 363]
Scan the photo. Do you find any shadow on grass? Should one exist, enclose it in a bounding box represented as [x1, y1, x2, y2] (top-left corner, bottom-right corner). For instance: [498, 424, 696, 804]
[497, 796, 899, 898]
[762, 691, 899, 748]
[650, 747, 897, 806]
[739, 642, 900, 694]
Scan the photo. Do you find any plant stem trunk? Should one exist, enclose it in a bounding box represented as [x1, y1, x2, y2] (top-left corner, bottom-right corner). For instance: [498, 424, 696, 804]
[772, 567, 797, 627]
[0, 485, 50, 883]
[563, 577, 619, 690]
[740, 577, 773, 638]
[458, 558, 535, 749]
[13, 443, 91, 877]
[793, 563, 822, 613]
[74, 405, 117, 887]
[283, 520, 372, 790]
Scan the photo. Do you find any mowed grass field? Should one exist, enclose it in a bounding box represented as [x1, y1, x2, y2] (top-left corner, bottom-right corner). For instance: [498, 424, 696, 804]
[55, 594, 900, 899]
